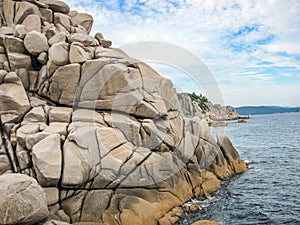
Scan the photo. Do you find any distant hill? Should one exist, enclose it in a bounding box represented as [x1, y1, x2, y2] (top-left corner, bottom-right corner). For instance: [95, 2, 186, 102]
[236, 106, 300, 115]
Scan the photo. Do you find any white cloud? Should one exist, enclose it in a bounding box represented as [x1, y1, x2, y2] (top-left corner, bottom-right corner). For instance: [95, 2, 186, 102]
[64, 0, 300, 106]
[265, 42, 300, 55]
[221, 82, 300, 107]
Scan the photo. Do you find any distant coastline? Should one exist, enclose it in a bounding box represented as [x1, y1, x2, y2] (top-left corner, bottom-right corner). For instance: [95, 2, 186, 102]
[235, 106, 300, 115]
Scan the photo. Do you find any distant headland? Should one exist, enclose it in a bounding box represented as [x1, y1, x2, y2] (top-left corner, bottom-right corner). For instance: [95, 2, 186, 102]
[235, 106, 300, 115]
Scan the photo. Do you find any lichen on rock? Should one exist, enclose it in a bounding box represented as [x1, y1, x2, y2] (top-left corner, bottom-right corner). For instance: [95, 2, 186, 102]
[0, 1, 248, 225]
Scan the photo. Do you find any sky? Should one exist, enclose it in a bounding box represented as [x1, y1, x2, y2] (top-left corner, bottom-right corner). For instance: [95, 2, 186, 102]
[65, 0, 300, 107]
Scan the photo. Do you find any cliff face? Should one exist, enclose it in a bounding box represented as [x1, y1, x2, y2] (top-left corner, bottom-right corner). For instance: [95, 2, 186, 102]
[0, 1, 247, 225]
[206, 102, 240, 122]
[178, 93, 241, 126]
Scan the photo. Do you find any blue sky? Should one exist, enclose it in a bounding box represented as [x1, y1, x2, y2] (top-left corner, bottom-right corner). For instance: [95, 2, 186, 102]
[65, 0, 300, 106]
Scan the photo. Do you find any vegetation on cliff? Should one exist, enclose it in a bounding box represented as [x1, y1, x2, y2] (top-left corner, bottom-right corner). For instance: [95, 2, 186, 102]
[178, 92, 210, 112]
[177, 92, 245, 127]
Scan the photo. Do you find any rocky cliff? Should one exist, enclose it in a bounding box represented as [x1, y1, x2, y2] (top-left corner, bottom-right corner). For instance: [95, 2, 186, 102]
[178, 93, 244, 126]
[0, 1, 247, 225]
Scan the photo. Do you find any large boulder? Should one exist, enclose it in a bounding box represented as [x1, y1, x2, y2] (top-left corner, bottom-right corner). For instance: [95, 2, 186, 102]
[0, 73, 30, 123]
[24, 31, 49, 55]
[48, 63, 81, 105]
[76, 59, 171, 118]
[48, 42, 69, 66]
[13, 24, 28, 39]
[99, 39, 112, 48]
[54, 13, 71, 32]
[7, 52, 32, 70]
[61, 122, 129, 188]
[217, 134, 248, 174]
[80, 190, 113, 222]
[69, 11, 93, 33]
[14, 1, 41, 25]
[69, 42, 94, 63]
[3, 0, 15, 27]
[4, 36, 26, 53]
[48, 32, 67, 46]
[39, 0, 70, 14]
[32, 134, 62, 186]
[49, 107, 73, 123]
[69, 33, 98, 46]
[22, 14, 42, 32]
[0, 174, 49, 225]
[23, 106, 47, 123]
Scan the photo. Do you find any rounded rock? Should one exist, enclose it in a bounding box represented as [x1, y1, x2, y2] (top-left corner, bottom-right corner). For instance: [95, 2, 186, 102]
[13, 24, 28, 39]
[24, 31, 49, 56]
[48, 42, 69, 66]
[0, 173, 49, 225]
[40, 0, 70, 14]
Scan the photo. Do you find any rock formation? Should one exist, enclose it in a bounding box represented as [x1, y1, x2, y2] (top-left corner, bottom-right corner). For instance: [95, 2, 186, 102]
[191, 220, 219, 225]
[0, 1, 247, 225]
[178, 93, 246, 126]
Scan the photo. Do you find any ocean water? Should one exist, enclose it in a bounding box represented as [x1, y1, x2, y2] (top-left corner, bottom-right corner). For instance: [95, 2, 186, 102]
[177, 112, 300, 225]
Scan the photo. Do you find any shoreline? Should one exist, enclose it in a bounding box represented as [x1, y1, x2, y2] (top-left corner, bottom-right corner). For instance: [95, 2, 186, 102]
[159, 170, 249, 225]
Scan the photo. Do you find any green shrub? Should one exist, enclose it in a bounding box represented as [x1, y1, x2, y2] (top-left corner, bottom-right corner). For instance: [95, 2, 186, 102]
[187, 92, 210, 112]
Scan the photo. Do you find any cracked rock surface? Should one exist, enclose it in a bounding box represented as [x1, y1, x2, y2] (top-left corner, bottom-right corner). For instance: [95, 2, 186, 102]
[0, 1, 248, 225]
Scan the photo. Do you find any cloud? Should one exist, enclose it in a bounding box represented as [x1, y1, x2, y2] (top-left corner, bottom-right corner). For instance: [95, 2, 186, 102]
[64, 0, 300, 106]
[265, 42, 300, 55]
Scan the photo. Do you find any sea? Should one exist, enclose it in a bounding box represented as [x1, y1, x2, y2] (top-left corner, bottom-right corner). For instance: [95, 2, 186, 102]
[176, 112, 300, 225]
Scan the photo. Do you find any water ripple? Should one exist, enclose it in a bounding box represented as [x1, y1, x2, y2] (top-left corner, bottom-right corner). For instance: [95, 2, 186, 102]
[176, 113, 300, 225]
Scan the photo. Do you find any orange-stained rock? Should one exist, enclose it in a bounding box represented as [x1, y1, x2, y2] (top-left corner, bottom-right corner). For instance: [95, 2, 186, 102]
[191, 220, 219, 225]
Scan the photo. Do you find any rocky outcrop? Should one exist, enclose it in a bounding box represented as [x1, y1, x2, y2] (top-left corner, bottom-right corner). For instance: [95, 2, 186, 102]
[178, 93, 246, 126]
[0, 1, 247, 225]
[206, 103, 237, 121]
[207, 135, 248, 179]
